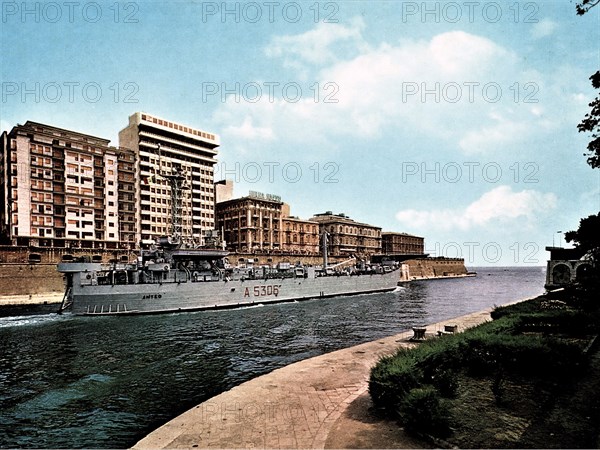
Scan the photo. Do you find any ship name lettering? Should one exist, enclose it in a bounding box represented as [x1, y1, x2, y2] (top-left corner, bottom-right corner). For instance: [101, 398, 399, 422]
[142, 294, 162, 299]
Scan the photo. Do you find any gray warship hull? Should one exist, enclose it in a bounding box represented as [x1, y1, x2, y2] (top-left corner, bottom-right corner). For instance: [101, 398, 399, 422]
[59, 256, 402, 315]
[62, 269, 401, 315]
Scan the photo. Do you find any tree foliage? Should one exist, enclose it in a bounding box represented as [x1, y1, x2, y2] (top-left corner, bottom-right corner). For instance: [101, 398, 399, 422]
[565, 213, 600, 255]
[576, 0, 600, 15]
[571, 1, 600, 268]
[578, 71, 600, 168]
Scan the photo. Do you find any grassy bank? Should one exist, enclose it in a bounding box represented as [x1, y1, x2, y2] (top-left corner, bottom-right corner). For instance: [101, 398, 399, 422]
[369, 286, 600, 448]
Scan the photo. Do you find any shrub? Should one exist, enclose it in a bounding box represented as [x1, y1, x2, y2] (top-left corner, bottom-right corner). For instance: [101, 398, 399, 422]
[370, 350, 422, 410]
[431, 368, 460, 398]
[398, 387, 451, 438]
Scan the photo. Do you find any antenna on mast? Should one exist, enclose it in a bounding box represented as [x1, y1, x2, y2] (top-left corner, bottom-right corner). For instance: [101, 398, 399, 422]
[156, 143, 189, 243]
[322, 230, 329, 268]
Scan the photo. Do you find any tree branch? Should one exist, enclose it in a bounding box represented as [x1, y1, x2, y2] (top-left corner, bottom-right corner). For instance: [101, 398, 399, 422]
[576, 0, 600, 15]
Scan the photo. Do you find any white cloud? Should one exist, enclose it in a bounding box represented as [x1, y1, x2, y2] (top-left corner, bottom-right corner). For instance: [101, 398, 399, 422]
[212, 24, 584, 161]
[264, 16, 367, 75]
[458, 117, 529, 154]
[224, 116, 275, 142]
[428, 31, 513, 75]
[395, 186, 558, 231]
[531, 19, 558, 39]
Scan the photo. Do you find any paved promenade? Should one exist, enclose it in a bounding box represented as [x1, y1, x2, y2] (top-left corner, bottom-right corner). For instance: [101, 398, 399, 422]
[134, 307, 497, 449]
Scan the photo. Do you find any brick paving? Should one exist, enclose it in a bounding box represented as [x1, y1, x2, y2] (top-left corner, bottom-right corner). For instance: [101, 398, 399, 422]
[133, 308, 494, 449]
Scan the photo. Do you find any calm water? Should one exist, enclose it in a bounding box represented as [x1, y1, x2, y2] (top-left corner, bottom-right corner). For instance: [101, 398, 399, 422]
[0, 267, 545, 448]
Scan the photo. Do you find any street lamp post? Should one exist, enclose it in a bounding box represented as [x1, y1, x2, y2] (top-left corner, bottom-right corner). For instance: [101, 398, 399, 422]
[556, 231, 563, 248]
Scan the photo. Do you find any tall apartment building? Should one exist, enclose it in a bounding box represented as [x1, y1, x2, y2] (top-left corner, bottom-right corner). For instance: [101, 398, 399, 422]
[310, 212, 382, 257]
[119, 112, 219, 244]
[381, 232, 425, 255]
[0, 121, 137, 249]
[215, 191, 320, 255]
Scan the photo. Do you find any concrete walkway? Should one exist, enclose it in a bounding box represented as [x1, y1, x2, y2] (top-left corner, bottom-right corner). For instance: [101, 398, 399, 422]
[134, 307, 496, 449]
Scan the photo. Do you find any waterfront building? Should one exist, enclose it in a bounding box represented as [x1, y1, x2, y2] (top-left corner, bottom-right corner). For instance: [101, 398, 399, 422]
[281, 213, 320, 255]
[544, 246, 593, 289]
[0, 121, 136, 249]
[215, 190, 320, 255]
[119, 112, 219, 245]
[216, 191, 284, 253]
[381, 231, 425, 255]
[310, 211, 382, 258]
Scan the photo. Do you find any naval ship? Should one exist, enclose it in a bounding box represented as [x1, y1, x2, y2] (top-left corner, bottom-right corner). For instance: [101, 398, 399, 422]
[57, 236, 404, 316]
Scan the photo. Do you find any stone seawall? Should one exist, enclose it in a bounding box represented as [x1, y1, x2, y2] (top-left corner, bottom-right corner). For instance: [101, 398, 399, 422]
[405, 258, 468, 279]
[0, 246, 132, 264]
[0, 264, 64, 305]
[0, 247, 346, 266]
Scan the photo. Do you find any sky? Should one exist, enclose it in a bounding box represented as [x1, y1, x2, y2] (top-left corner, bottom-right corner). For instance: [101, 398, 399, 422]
[1, 0, 599, 266]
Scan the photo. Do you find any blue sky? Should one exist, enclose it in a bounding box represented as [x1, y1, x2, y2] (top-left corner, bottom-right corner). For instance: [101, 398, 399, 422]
[2, 1, 599, 266]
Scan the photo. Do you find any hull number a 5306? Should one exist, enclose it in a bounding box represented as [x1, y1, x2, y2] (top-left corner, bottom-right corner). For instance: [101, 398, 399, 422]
[244, 285, 281, 298]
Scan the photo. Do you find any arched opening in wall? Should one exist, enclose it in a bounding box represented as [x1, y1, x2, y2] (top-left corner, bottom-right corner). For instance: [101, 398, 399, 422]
[575, 263, 594, 282]
[552, 263, 571, 285]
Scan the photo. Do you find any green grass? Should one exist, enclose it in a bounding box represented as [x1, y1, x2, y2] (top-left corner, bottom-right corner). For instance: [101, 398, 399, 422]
[369, 292, 600, 447]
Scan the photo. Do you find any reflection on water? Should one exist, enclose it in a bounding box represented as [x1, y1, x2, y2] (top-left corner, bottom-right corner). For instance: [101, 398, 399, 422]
[0, 267, 545, 448]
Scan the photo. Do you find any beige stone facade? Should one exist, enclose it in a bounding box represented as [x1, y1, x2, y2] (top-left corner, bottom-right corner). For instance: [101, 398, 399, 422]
[0, 121, 136, 249]
[215, 192, 320, 255]
[310, 212, 381, 257]
[381, 231, 425, 255]
[216, 194, 284, 253]
[281, 216, 320, 255]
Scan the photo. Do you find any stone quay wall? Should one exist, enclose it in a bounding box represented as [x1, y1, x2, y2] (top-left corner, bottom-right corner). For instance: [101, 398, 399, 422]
[0, 264, 64, 301]
[404, 258, 468, 279]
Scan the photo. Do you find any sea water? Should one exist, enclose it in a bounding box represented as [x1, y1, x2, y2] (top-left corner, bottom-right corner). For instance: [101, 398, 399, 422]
[0, 266, 545, 448]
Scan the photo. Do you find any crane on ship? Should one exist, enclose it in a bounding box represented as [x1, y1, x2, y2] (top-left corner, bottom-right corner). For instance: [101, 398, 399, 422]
[156, 143, 190, 246]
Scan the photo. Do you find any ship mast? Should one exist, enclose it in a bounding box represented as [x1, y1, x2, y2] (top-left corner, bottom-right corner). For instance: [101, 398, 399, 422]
[157, 144, 189, 243]
[322, 230, 329, 268]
